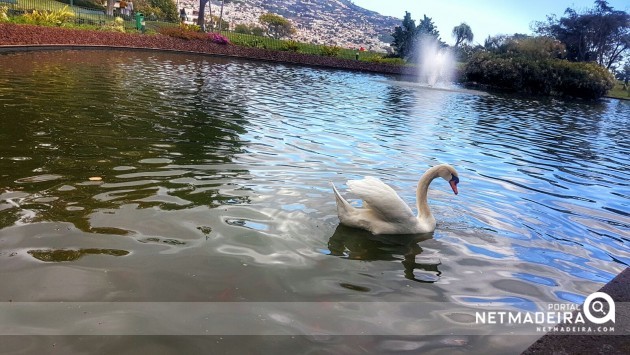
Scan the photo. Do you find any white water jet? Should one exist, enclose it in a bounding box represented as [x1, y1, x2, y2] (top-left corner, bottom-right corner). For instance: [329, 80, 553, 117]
[416, 35, 456, 87]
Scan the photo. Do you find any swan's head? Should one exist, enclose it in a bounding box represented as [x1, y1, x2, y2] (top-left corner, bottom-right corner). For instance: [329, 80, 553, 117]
[436, 164, 459, 195]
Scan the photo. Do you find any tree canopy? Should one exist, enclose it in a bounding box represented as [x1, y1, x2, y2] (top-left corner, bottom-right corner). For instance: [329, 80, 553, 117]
[452, 23, 474, 47]
[259, 13, 295, 39]
[534, 0, 629, 69]
[391, 12, 443, 61]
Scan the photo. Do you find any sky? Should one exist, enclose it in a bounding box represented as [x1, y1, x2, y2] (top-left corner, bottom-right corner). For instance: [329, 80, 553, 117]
[352, 0, 630, 46]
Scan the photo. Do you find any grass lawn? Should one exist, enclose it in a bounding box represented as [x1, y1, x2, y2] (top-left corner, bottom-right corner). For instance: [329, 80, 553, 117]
[607, 81, 630, 100]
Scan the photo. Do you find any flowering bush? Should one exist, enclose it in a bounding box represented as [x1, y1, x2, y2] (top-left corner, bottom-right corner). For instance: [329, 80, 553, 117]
[208, 32, 230, 45]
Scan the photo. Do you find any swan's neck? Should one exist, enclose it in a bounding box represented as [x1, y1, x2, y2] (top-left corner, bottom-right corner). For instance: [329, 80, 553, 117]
[416, 166, 441, 218]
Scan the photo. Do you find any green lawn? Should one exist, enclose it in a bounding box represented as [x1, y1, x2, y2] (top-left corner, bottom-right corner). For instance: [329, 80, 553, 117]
[607, 81, 630, 99]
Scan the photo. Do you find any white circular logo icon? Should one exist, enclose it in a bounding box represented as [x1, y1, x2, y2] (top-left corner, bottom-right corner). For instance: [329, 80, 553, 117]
[583, 292, 615, 324]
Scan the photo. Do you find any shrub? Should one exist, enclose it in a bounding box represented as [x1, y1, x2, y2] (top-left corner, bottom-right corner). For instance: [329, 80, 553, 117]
[234, 24, 265, 36]
[100, 17, 125, 33]
[181, 23, 200, 32]
[22, 6, 75, 26]
[553, 61, 615, 99]
[320, 45, 341, 57]
[280, 40, 300, 52]
[0, 6, 9, 23]
[464, 52, 615, 99]
[208, 32, 230, 45]
[230, 37, 267, 49]
[363, 55, 407, 65]
[158, 25, 206, 40]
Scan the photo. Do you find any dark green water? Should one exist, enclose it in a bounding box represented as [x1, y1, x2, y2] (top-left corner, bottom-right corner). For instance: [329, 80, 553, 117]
[0, 50, 628, 353]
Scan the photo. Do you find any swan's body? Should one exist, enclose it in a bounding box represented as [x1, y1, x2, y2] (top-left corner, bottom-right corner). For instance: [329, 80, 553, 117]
[332, 164, 459, 235]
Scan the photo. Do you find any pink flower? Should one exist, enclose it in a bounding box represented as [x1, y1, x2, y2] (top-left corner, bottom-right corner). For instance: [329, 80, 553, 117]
[208, 33, 230, 45]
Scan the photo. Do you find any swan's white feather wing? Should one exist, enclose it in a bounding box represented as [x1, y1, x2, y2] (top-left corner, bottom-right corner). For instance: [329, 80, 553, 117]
[347, 177, 415, 222]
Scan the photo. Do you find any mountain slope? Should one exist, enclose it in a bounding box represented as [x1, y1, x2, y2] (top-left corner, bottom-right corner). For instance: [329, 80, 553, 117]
[179, 0, 401, 52]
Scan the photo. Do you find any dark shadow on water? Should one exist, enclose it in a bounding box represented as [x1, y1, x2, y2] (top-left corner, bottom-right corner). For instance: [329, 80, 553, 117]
[27, 248, 130, 262]
[327, 225, 442, 283]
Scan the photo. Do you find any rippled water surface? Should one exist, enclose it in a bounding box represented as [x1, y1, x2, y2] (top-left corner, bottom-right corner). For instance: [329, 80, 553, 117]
[0, 50, 628, 353]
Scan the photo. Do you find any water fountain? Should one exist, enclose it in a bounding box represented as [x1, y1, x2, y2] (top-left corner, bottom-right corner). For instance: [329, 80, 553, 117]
[416, 34, 456, 87]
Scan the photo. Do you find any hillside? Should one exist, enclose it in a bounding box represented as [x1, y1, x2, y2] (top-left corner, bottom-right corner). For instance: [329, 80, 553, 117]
[178, 0, 401, 52]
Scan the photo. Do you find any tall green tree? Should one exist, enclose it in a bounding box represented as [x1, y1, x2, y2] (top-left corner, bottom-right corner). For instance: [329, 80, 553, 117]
[391, 11, 417, 59]
[452, 23, 474, 47]
[534, 0, 629, 69]
[417, 14, 441, 40]
[391, 12, 443, 61]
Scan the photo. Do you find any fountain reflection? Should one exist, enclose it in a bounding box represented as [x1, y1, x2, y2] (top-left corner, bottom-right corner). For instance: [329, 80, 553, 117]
[327, 225, 441, 283]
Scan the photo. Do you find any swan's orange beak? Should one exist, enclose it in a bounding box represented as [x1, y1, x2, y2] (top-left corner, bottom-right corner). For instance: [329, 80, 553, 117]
[449, 175, 459, 195]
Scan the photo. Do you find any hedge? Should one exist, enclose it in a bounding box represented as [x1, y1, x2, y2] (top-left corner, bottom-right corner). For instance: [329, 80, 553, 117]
[464, 52, 615, 99]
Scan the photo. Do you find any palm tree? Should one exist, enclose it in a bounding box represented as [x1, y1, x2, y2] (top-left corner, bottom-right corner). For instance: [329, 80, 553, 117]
[452, 23, 474, 47]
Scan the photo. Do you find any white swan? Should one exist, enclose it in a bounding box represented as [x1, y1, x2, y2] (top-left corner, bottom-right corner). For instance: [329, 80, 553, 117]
[331, 164, 459, 235]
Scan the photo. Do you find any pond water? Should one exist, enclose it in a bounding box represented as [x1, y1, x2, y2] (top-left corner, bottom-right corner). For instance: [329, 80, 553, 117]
[0, 50, 628, 353]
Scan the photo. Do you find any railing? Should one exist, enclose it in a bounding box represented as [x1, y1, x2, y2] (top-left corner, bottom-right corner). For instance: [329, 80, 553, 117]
[0, 0, 174, 30]
[1, 0, 382, 61]
[215, 30, 372, 61]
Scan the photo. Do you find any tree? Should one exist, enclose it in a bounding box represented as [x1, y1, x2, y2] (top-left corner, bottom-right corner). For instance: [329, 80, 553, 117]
[417, 14, 441, 41]
[259, 13, 295, 39]
[484, 34, 566, 60]
[452, 23, 474, 47]
[216, 0, 233, 31]
[391, 12, 444, 61]
[218, 0, 225, 31]
[391, 11, 417, 59]
[133, 0, 178, 22]
[534, 0, 629, 69]
[617, 61, 630, 84]
[197, 0, 211, 31]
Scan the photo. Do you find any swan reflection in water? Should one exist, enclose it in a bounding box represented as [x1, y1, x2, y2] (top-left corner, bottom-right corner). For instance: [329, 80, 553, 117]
[326, 225, 442, 283]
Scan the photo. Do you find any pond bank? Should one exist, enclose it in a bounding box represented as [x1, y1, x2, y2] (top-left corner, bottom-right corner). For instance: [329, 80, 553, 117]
[0, 23, 415, 76]
[522, 267, 630, 355]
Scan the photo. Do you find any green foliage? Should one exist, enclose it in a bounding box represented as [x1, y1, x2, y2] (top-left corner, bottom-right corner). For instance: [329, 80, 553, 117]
[158, 24, 207, 40]
[259, 12, 295, 39]
[234, 23, 265, 36]
[534, 0, 629, 69]
[485, 34, 567, 60]
[464, 51, 615, 99]
[320, 45, 341, 57]
[391, 12, 444, 62]
[57, 0, 104, 11]
[0, 6, 9, 23]
[616, 62, 630, 84]
[554, 60, 616, 98]
[452, 23, 473, 47]
[180, 23, 201, 32]
[101, 16, 125, 32]
[391, 11, 416, 60]
[207, 15, 229, 32]
[22, 6, 75, 26]
[362, 55, 407, 65]
[280, 40, 300, 52]
[134, 0, 178, 22]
